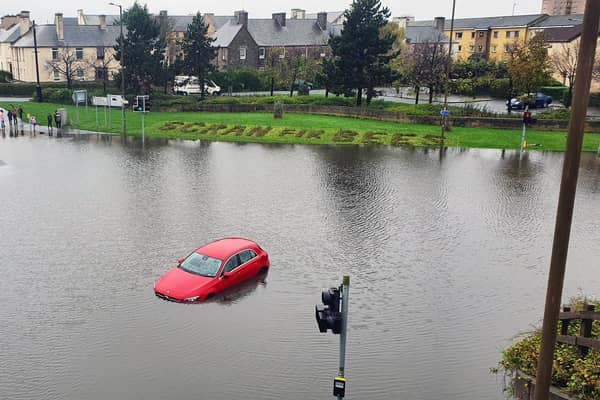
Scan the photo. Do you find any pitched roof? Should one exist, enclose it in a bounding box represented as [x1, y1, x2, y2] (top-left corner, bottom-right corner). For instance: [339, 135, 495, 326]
[246, 18, 332, 47]
[0, 24, 23, 44]
[169, 15, 233, 32]
[12, 24, 120, 47]
[83, 15, 119, 26]
[406, 26, 449, 44]
[542, 25, 583, 42]
[212, 21, 242, 47]
[412, 14, 547, 30]
[530, 14, 583, 28]
[305, 11, 345, 23]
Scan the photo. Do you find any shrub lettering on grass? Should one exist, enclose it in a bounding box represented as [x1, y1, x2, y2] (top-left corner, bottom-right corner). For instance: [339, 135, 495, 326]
[221, 125, 247, 136]
[200, 124, 227, 135]
[279, 128, 323, 139]
[333, 130, 359, 143]
[362, 132, 386, 145]
[160, 121, 186, 131]
[391, 133, 416, 147]
[247, 126, 272, 137]
[179, 122, 206, 133]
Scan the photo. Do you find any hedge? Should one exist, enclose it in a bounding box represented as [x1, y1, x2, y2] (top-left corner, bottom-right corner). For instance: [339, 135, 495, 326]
[540, 86, 568, 100]
[0, 81, 115, 97]
[590, 92, 600, 107]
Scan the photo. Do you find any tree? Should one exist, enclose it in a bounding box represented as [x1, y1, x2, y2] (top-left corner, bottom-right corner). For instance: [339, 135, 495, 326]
[263, 48, 285, 96]
[181, 12, 217, 99]
[114, 2, 165, 94]
[329, 0, 394, 106]
[85, 47, 115, 94]
[382, 22, 409, 94]
[550, 40, 580, 107]
[507, 34, 550, 99]
[46, 46, 84, 89]
[401, 36, 448, 104]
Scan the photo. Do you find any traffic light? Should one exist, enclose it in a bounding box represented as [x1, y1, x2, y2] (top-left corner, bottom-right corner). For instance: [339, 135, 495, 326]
[133, 95, 149, 112]
[316, 287, 342, 334]
[523, 111, 531, 125]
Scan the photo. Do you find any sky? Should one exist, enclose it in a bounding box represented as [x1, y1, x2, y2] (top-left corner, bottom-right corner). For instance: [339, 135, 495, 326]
[8, 0, 543, 25]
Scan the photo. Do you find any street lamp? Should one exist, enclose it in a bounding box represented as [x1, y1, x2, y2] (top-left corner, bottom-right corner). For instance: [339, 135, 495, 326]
[109, 2, 126, 136]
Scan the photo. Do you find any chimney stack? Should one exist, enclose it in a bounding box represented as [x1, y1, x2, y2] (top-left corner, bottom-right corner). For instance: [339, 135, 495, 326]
[291, 9, 305, 19]
[55, 13, 64, 41]
[317, 12, 327, 30]
[18, 11, 31, 35]
[159, 10, 168, 37]
[77, 9, 85, 25]
[203, 13, 216, 35]
[234, 10, 248, 27]
[272, 12, 286, 27]
[1, 15, 19, 30]
[434, 16, 445, 31]
[99, 14, 106, 30]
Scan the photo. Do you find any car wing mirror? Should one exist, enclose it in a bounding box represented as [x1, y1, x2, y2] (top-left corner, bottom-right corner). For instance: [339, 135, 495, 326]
[222, 271, 233, 278]
[178, 258, 184, 265]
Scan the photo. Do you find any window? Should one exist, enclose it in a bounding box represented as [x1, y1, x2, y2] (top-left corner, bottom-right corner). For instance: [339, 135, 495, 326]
[224, 255, 241, 273]
[469, 45, 474, 52]
[239, 250, 257, 265]
[259, 47, 265, 59]
[477, 45, 483, 52]
[493, 31, 498, 38]
[53, 70, 60, 80]
[180, 253, 222, 278]
[506, 31, 512, 38]
[96, 47, 105, 60]
[76, 48, 83, 60]
[504, 44, 511, 53]
[239, 47, 246, 60]
[514, 31, 520, 38]
[455, 32, 462, 39]
[52, 48, 59, 60]
[457, 45, 462, 52]
[478, 31, 484, 38]
[221, 49, 227, 61]
[76, 68, 84, 80]
[471, 32, 475, 39]
[95, 67, 108, 80]
[491, 45, 497, 53]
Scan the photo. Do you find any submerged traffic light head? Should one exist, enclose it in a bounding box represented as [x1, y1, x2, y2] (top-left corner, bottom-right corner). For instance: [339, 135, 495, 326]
[316, 287, 342, 334]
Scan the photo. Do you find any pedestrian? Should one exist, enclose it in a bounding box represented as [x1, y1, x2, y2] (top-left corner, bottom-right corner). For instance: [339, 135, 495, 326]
[0, 109, 5, 136]
[18, 106, 24, 135]
[7, 109, 13, 127]
[54, 110, 61, 129]
[47, 113, 53, 136]
[30, 115, 37, 135]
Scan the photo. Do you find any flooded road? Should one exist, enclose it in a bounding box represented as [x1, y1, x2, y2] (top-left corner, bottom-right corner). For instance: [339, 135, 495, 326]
[1, 136, 599, 400]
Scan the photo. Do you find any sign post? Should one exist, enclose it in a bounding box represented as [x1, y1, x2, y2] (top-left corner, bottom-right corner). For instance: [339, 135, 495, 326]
[72, 90, 87, 128]
[133, 95, 150, 144]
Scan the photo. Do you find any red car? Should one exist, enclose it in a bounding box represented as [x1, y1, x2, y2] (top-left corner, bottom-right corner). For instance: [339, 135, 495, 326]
[154, 238, 270, 302]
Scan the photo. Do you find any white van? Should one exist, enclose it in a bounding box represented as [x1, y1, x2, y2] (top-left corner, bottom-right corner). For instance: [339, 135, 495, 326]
[173, 76, 221, 96]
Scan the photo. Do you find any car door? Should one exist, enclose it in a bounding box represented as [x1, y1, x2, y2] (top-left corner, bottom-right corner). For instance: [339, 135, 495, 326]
[237, 249, 259, 282]
[221, 254, 242, 288]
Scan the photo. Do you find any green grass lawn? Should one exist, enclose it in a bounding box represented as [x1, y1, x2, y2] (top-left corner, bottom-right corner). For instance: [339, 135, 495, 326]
[2, 101, 599, 151]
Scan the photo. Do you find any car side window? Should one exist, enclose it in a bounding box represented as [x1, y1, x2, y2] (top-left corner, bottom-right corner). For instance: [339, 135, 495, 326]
[239, 250, 257, 265]
[223, 255, 240, 273]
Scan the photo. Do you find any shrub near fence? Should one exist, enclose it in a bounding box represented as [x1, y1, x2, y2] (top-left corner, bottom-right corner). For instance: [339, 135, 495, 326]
[0, 81, 114, 97]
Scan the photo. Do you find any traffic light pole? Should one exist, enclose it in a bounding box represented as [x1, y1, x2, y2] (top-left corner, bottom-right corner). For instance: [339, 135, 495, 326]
[519, 122, 527, 159]
[142, 96, 146, 143]
[336, 275, 349, 399]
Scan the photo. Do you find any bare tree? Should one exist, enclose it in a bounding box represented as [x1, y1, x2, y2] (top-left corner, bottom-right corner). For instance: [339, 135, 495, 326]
[46, 46, 85, 89]
[85, 47, 115, 94]
[550, 40, 578, 107]
[402, 34, 449, 104]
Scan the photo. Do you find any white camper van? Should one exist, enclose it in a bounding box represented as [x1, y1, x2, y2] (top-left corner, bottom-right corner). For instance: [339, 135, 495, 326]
[173, 76, 221, 96]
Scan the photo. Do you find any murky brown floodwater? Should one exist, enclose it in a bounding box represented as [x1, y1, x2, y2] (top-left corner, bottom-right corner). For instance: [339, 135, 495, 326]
[1, 135, 599, 400]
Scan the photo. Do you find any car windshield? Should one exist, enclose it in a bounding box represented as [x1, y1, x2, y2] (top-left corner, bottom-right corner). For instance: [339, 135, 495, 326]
[179, 253, 222, 277]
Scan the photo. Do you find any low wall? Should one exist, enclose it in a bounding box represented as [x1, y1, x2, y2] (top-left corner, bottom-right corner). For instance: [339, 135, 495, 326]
[185, 103, 600, 133]
[513, 371, 577, 400]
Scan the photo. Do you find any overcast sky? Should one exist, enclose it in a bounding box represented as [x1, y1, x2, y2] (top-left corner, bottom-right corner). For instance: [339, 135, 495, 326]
[11, 0, 543, 25]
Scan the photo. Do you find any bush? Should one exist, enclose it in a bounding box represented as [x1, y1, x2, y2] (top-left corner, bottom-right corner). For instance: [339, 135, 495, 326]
[0, 81, 114, 98]
[0, 71, 12, 82]
[590, 93, 600, 107]
[537, 108, 571, 120]
[209, 68, 268, 92]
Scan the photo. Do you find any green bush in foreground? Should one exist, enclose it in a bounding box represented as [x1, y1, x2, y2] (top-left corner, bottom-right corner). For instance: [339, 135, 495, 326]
[498, 299, 600, 400]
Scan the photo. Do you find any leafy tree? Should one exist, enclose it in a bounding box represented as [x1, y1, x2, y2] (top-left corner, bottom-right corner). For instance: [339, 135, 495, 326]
[46, 46, 84, 89]
[263, 48, 285, 96]
[114, 2, 165, 94]
[507, 34, 550, 99]
[329, 0, 394, 106]
[181, 12, 217, 99]
[382, 22, 409, 94]
[402, 36, 449, 104]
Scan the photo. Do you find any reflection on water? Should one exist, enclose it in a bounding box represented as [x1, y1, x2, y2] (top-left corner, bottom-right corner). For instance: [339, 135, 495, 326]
[0, 136, 598, 400]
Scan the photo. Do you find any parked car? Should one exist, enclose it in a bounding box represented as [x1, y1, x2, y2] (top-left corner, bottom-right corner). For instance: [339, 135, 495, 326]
[154, 238, 270, 302]
[508, 93, 553, 110]
[173, 75, 221, 96]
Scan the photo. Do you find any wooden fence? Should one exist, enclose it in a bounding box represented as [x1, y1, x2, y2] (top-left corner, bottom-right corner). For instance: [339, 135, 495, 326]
[558, 304, 599, 357]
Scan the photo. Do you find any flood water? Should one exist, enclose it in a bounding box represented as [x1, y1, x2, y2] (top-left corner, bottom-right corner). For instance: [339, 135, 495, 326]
[1, 135, 599, 400]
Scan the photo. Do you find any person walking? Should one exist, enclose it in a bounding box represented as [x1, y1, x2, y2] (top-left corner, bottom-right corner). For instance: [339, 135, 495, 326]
[7, 108, 13, 128]
[0, 109, 5, 136]
[31, 115, 37, 135]
[18, 106, 24, 135]
[47, 113, 53, 136]
[54, 110, 61, 129]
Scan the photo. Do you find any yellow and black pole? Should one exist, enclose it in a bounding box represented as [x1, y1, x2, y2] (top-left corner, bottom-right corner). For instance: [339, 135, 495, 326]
[335, 276, 350, 399]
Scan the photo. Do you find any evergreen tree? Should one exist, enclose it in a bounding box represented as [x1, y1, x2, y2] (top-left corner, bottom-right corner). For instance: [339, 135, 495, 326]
[114, 2, 164, 94]
[329, 0, 394, 106]
[182, 12, 217, 99]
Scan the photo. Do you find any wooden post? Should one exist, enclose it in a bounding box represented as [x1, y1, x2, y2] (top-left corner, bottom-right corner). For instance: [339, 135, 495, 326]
[579, 304, 595, 357]
[533, 1, 600, 400]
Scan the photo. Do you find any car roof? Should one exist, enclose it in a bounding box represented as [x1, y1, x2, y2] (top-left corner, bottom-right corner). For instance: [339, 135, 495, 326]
[196, 237, 260, 260]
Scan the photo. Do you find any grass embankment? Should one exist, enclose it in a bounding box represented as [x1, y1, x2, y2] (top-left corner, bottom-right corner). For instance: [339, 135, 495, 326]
[2, 101, 599, 151]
